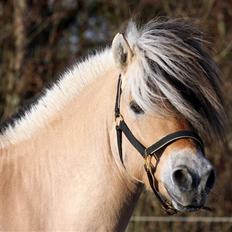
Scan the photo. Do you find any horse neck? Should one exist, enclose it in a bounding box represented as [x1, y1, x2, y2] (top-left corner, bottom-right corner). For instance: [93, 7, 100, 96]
[0, 68, 143, 231]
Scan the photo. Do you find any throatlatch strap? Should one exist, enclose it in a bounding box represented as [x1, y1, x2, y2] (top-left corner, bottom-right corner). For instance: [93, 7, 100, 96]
[117, 120, 146, 156]
[116, 126, 123, 164]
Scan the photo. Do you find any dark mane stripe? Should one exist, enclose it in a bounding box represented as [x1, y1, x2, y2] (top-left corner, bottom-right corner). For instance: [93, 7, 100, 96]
[0, 83, 54, 134]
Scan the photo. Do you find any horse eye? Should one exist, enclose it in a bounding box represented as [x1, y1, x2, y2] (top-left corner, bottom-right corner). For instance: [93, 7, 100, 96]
[129, 101, 144, 114]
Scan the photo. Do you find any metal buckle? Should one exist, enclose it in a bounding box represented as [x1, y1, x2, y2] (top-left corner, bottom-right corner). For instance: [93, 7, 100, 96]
[144, 149, 159, 171]
[144, 151, 152, 172]
[115, 114, 124, 127]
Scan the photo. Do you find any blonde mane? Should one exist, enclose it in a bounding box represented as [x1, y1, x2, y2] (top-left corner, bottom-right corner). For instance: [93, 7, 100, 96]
[0, 48, 114, 147]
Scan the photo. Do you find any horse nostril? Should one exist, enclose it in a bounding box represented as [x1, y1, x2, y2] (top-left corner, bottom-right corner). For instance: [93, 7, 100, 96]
[205, 169, 216, 190]
[172, 168, 193, 191]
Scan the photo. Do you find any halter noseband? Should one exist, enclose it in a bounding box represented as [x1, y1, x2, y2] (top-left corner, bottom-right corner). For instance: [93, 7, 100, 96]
[114, 74, 205, 215]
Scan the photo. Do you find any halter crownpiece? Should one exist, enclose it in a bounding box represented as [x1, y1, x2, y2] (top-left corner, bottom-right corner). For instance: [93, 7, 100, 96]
[114, 74, 206, 215]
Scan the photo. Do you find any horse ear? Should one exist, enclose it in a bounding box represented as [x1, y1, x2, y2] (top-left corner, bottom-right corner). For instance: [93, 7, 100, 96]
[112, 33, 133, 72]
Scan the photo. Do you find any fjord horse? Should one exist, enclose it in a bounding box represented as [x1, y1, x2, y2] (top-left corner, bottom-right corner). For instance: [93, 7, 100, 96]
[0, 19, 226, 231]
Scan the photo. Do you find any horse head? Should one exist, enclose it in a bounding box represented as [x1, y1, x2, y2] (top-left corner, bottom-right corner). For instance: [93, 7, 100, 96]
[111, 19, 226, 213]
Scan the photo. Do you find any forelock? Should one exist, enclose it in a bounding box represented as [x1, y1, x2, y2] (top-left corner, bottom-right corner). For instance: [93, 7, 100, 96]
[124, 18, 226, 143]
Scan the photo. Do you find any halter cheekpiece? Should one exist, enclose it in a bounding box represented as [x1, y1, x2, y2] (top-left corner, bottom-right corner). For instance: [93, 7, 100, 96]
[114, 74, 205, 215]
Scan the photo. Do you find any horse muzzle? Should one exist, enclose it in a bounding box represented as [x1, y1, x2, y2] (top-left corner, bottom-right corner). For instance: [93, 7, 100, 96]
[161, 152, 216, 212]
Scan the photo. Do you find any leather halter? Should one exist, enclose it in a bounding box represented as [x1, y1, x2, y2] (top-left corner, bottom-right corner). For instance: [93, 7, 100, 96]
[114, 74, 205, 215]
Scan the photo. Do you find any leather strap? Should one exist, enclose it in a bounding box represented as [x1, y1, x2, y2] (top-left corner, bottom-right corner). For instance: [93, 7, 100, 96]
[116, 125, 123, 164]
[146, 130, 204, 155]
[115, 74, 122, 118]
[145, 163, 177, 215]
[116, 120, 146, 156]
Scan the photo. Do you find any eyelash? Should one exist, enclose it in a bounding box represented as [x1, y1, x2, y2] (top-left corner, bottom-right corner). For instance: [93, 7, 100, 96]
[129, 101, 144, 114]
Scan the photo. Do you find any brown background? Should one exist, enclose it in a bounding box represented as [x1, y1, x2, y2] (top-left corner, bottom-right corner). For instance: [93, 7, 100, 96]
[0, 1, 231, 231]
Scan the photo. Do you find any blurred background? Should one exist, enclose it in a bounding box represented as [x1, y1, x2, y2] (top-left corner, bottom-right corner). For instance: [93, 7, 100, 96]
[0, 0, 231, 231]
